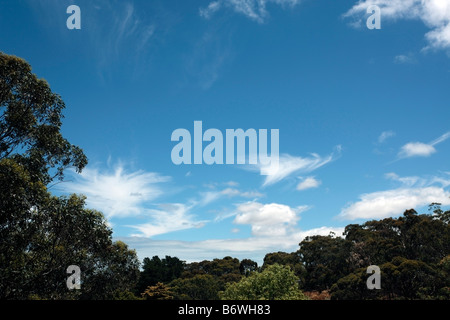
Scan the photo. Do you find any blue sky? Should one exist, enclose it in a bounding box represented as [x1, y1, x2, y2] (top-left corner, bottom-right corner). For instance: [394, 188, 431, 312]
[2, 0, 450, 264]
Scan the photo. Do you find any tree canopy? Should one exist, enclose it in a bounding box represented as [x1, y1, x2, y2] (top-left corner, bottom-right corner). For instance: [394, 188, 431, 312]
[220, 264, 308, 300]
[0, 52, 139, 300]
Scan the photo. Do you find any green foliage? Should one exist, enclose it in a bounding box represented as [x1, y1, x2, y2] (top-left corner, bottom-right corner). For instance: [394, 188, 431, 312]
[136, 255, 185, 294]
[0, 52, 87, 184]
[330, 268, 369, 300]
[239, 258, 258, 276]
[170, 274, 221, 300]
[0, 53, 139, 300]
[112, 290, 143, 300]
[220, 264, 308, 300]
[262, 251, 305, 280]
[298, 233, 351, 291]
[141, 282, 174, 300]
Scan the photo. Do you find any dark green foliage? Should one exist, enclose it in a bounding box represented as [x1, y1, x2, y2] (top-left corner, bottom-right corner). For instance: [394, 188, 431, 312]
[298, 233, 351, 291]
[220, 264, 308, 300]
[170, 274, 221, 300]
[0, 53, 139, 300]
[239, 258, 258, 276]
[136, 255, 185, 294]
[262, 251, 305, 280]
[0, 52, 87, 184]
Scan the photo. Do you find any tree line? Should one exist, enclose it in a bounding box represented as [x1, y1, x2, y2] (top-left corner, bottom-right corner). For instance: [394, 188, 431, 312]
[132, 205, 449, 300]
[1, 52, 449, 300]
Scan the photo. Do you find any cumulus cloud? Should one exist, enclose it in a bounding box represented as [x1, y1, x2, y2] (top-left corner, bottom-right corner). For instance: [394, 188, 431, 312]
[339, 187, 450, 220]
[397, 131, 450, 159]
[344, 0, 450, 51]
[199, 0, 302, 23]
[398, 142, 437, 158]
[233, 202, 310, 236]
[296, 176, 321, 191]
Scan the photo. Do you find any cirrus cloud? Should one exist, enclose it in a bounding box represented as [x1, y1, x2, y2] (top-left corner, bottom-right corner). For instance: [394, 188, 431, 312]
[256, 146, 341, 187]
[63, 163, 170, 218]
[344, 0, 450, 51]
[200, 0, 302, 23]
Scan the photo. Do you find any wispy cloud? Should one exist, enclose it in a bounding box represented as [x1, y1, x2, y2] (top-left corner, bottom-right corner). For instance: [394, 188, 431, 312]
[28, 0, 158, 75]
[339, 172, 450, 220]
[344, 0, 450, 52]
[256, 146, 341, 187]
[397, 131, 450, 159]
[199, 0, 302, 23]
[199, 188, 264, 206]
[394, 53, 417, 64]
[64, 163, 170, 218]
[129, 203, 207, 238]
[129, 185, 265, 237]
[184, 26, 234, 89]
[378, 130, 396, 144]
[87, 1, 157, 75]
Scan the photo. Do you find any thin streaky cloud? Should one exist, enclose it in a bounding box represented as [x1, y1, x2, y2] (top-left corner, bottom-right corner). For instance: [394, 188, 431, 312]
[378, 130, 396, 144]
[129, 203, 207, 238]
[199, 0, 302, 23]
[258, 146, 341, 187]
[431, 131, 450, 146]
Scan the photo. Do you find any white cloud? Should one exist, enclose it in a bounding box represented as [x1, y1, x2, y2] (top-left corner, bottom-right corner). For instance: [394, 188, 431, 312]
[129, 203, 207, 238]
[378, 130, 396, 143]
[339, 186, 450, 220]
[296, 176, 321, 191]
[128, 186, 263, 237]
[344, 0, 450, 51]
[64, 164, 170, 218]
[399, 142, 437, 158]
[233, 202, 310, 236]
[397, 131, 450, 159]
[199, 188, 264, 206]
[200, 0, 302, 23]
[385, 172, 421, 187]
[258, 146, 340, 186]
[199, 1, 222, 19]
[394, 54, 417, 64]
[339, 172, 450, 221]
